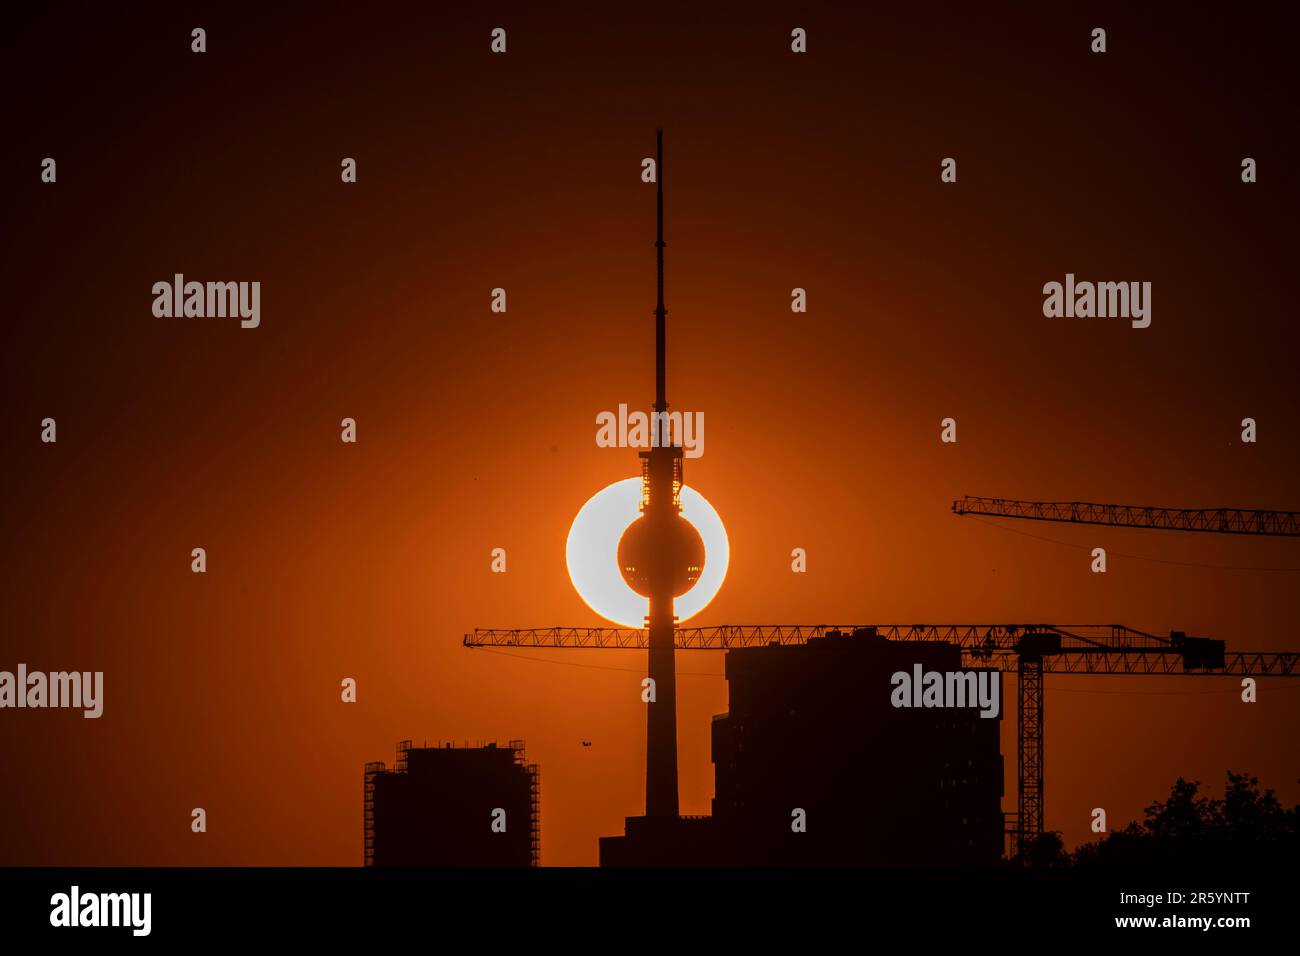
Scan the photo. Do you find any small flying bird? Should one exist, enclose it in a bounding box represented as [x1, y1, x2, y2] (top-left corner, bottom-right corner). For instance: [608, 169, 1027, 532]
[581, 740, 592, 747]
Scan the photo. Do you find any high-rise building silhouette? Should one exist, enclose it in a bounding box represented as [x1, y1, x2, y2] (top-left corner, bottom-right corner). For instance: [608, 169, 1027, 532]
[710, 629, 1004, 865]
[364, 740, 539, 867]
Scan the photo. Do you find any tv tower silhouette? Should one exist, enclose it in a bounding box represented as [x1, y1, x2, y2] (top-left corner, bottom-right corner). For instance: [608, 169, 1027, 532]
[616, 129, 705, 819]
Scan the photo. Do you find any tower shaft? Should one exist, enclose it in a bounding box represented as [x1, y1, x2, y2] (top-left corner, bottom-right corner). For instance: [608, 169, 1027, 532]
[644, 485, 679, 819]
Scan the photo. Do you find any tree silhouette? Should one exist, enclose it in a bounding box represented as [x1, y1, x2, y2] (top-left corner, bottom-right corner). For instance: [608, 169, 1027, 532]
[1057, 771, 1299, 867]
[1021, 830, 1069, 868]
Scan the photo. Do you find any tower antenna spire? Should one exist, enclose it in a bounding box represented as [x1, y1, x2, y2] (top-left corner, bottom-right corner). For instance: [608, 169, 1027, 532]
[655, 128, 666, 414]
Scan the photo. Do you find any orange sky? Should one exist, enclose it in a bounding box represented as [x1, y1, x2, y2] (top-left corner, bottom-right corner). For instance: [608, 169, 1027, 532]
[3, 2, 1298, 865]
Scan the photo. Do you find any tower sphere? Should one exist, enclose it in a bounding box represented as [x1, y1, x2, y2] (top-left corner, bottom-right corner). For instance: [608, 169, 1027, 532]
[617, 511, 705, 598]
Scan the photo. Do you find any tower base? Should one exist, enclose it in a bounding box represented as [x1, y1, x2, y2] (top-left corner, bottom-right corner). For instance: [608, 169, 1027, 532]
[598, 815, 727, 867]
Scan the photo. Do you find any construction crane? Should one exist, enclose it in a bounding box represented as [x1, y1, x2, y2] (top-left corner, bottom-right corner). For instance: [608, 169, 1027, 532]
[953, 496, 1300, 536]
[464, 623, 1299, 859]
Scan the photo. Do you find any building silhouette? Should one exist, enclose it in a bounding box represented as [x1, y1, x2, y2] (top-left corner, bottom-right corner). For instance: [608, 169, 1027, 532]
[364, 740, 539, 867]
[602, 628, 1004, 865]
[711, 628, 1004, 864]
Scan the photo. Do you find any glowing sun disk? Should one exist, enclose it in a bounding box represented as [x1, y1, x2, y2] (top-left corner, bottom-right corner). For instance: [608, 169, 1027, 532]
[566, 478, 729, 627]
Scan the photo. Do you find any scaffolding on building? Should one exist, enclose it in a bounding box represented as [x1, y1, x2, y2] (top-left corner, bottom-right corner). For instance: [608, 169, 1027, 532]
[508, 739, 541, 867]
[363, 760, 384, 867]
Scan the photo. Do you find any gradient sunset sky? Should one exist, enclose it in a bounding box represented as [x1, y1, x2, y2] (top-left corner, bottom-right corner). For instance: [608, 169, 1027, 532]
[3, 2, 1298, 865]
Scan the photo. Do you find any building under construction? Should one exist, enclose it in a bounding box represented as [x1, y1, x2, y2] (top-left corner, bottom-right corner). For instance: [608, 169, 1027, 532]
[364, 740, 539, 867]
[600, 629, 1004, 865]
